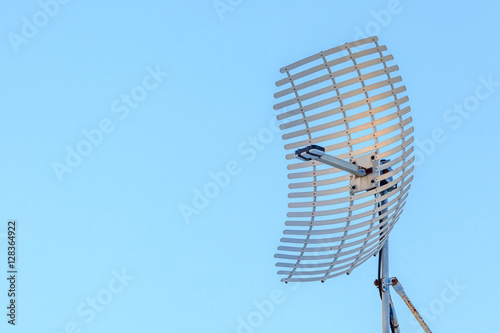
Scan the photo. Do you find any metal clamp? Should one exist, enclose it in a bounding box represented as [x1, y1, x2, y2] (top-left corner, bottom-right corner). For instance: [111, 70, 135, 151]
[374, 277, 433, 333]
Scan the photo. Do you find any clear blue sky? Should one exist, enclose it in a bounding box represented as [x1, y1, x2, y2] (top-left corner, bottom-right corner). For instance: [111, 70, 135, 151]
[1, 0, 499, 332]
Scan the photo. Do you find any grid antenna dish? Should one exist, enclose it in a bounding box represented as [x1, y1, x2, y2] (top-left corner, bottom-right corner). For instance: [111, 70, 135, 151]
[273, 37, 432, 333]
[273, 36, 414, 283]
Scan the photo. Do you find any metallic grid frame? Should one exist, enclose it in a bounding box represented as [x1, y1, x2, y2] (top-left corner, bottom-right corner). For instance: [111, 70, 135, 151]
[273, 36, 414, 283]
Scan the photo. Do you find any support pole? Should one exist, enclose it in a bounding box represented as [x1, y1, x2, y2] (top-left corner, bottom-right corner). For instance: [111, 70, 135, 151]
[379, 158, 395, 333]
[381, 239, 392, 333]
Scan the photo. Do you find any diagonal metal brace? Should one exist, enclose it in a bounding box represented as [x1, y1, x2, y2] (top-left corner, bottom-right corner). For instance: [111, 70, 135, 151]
[391, 278, 433, 333]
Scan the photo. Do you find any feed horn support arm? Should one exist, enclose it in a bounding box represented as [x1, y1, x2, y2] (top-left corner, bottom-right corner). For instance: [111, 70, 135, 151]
[295, 145, 368, 177]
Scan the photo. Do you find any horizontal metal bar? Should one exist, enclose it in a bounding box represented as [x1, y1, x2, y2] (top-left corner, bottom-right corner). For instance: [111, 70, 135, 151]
[288, 184, 350, 198]
[382, 147, 414, 169]
[278, 76, 402, 121]
[276, 238, 380, 267]
[283, 95, 408, 140]
[288, 169, 413, 208]
[289, 174, 350, 189]
[277, 223, 398, 278]
[278, 219, 394, 255]
[285, 182, 411, 224]
[278, 219, 401, 282]
[276, 45, 388, 87]
[279, 244, 381, 281]
[278, 244, 388, 276]
[375, 156, 414, 184]
[275, 234, 380, 262]
[279, 86, 406, 130]
[277, 255, 361, 276]
[375, 136, 413, 161]
[275, 55, 394, 100]
[284, 192, 408, 229]
[274, 220, 393, 262]
[288, 179, 411, 216]
[282, 202, 403, 237]
[277, 251, 366, 269]
[280, 270, 344, 282]
[374, 149, 413, 173]
[279, 36, 378, 73]
[275, 65, 399, 110]
[285, 117, 412, 158]
[285, 106, 410, 150]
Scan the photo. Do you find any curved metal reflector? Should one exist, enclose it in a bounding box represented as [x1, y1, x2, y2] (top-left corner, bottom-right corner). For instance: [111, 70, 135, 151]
[274, 36, 414, 283]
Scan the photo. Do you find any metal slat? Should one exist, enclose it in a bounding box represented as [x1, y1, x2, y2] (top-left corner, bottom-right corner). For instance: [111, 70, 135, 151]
[285, 106, 411, 150]
[278, 246, 384, 276]
[288, 185, 350, 199]
[375, 156, 414, 184]
[277, 251, 366, 268]
[279, 36, 378, 73]
[275, 65, 399, 111]
[282, 202, 402, 237]
[288, 169, 413, 208]
[274, 221, 392, 262]
[283, 96, 408, 140]
[285, 117, 412, 159]
[285, 191, 408, 228]
[374, 150, 413, 173]
[277, 76, 402, 121]
[289, 174, 351, 189]
[278, 216, 402, 282]
[287, 170, 413, 210]
[278, 256, 365, 276]
[376, 136, 413, 161]
[279, 86, 406, 130]
[276, 238, 381, 267]
[281, 216, 402, 282]
[281, 270, 344, 282]
[275, 55, 394, 100]
[275, 238, 378, 264]
[276, 45, 388, 87]
[278, 220, 393, 256]
[288, 181, 411, 217]
[285, 182, 411, 227]
[278, 220, 394, 275]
